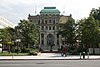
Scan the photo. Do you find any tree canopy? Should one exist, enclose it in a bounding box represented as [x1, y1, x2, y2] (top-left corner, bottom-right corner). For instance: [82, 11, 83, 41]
[59, 17, 75, 46]
[16, 20, 39, 48]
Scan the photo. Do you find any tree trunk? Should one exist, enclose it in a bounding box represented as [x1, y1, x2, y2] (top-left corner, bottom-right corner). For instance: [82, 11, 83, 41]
[2, 44, 3, 53]
[93, 44, 95, 54]
[8, 45, 11, 53]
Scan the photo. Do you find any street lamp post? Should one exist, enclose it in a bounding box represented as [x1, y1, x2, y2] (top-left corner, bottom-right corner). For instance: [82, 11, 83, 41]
[62, 37, 65, 45]
[16, 39, 21, 54]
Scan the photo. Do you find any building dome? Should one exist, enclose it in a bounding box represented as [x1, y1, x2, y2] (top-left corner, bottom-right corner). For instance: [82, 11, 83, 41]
[40, 7, 60, 15]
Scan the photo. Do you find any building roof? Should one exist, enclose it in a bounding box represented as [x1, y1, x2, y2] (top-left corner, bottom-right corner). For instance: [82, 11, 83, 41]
[0, 16, 14, 28]
[59, 16, 70, 24]
[40, 7, 60, 15]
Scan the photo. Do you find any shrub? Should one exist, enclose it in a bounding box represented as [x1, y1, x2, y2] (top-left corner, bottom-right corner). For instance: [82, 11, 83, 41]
[28, 51, 37, 55]
[15, 49, 21, 53]
[21, 48, 30, 53]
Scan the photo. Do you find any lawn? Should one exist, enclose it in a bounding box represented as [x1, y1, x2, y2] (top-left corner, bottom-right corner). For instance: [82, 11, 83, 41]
[0, 52, 29, 56]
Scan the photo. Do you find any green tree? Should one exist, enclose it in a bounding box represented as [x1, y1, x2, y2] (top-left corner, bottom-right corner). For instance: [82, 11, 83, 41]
[77, 16, 100, 53]
[0, 27, 15, 53]
[59, 17, 75, 47]
[16, 20, 39, 50]
[90, 7, 100, 28]
[90, 7, 100, 21]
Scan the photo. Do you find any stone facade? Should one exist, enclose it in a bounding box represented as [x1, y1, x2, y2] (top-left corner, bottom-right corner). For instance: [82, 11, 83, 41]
[28, 7, 70, 51]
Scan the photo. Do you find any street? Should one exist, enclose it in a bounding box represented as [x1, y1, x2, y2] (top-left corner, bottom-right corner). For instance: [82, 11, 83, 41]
[0, 60, 100, 67]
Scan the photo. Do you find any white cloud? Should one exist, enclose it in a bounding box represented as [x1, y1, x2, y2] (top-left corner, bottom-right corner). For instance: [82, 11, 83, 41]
[0, 0, 100, 26]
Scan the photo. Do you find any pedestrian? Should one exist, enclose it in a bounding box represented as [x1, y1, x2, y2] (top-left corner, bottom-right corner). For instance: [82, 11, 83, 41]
[63, 46, 67, 57]
[60, 45, 64, 56]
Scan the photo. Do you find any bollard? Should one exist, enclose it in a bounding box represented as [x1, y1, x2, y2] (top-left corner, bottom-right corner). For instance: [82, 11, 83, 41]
[83, 52, 85, 59]
[88, 52, 89, 59]
[80, 53, 81, 59]
[12, 54, 14, 59]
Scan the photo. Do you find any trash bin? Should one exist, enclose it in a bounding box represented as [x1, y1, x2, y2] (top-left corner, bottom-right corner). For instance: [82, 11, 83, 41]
[83, 52, 85, 59]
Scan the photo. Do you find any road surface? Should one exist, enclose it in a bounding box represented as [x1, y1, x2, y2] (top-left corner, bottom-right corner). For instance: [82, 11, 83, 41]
[0, 60, 100, 67]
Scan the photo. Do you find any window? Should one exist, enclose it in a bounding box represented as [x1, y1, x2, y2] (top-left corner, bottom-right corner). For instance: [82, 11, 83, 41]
[53, 19, 55, 24]
[41, 19, 44, 24]
[41, 34, 44, 38]
[53, 26, 55, 30]
[57, 34, 59, 38]
[41, 40, 44, 45]
[38, 20, 40, 24]
[45, 20, 47, 24]
[46, 26, 48, 30]
[41, 26, 44, 30]
[49, 26, 51, 30]
[49, 19, 51, 23]
[57, 40, 59, 45]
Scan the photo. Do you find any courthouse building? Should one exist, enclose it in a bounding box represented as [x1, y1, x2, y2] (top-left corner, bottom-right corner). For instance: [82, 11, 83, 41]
[28, 7, 71, 51]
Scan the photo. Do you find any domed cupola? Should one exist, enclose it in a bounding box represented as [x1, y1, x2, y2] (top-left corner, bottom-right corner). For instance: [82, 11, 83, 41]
[40, 7, 60, 15]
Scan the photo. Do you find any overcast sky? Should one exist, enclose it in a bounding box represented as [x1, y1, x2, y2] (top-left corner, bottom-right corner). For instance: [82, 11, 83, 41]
[0, 0, 100, 26]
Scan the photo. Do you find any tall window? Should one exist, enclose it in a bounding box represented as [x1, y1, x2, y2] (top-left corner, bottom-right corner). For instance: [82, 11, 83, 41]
[41, 19, 44, 24]
[49, 19, 51, 23]
[49, 26, 51, 30]
[53, 26, 55, 30]
[41, 34, 44, 45]
[41, 34, 44, 38]
[53, 19, 55, 24]
[57, 40, 59, 45]
[57, 34, 59, 38]
[45, 20, 47, 24]
[38, 20, 40, 24]
[46, 26, 48, 30]
[41, 40, 44, 45]
[41, 26, 44, 30]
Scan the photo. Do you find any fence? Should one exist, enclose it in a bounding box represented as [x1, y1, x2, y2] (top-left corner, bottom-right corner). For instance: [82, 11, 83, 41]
[89, 48, 100, 54]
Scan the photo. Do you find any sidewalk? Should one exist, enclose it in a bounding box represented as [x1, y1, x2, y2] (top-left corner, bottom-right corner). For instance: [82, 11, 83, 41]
[0, 53, 100, 60]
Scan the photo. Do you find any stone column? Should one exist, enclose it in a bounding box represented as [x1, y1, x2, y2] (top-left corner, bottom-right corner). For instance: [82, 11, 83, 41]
[59, 35, 62, 47]
[46, 33, 49, 50]
[44, 32, 47, 50]
[54, 33, 57, 50]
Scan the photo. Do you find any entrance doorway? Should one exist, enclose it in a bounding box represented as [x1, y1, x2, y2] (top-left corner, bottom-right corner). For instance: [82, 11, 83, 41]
[47, 34, 54, 51]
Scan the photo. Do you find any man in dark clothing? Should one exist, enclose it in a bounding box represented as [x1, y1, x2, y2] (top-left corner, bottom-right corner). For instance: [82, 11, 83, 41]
[61, 45, 64, 56]
[61, 45, 68, 57]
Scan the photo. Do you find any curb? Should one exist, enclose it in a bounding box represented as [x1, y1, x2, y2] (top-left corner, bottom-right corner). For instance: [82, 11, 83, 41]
[0, 58, 100, 60]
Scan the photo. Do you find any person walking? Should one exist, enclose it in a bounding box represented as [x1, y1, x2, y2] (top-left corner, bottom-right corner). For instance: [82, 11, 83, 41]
[63, 46, 67, 57]
[60, 45, 64, 56]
